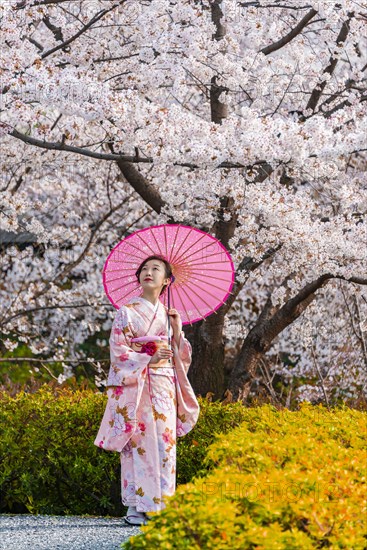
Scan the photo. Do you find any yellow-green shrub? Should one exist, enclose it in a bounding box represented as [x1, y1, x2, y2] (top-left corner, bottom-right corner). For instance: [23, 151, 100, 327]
[0, 385, 248, 515]
[123, 404, 367, 550]
[0, 385, 120, 515]
[176, 396, 250, 485]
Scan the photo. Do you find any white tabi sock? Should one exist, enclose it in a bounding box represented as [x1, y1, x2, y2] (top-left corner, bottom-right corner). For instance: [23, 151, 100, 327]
[127, 505, 146, 518]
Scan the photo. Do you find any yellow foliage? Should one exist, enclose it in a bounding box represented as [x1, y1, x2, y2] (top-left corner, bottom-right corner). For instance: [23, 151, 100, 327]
[123, 403, 367, 550]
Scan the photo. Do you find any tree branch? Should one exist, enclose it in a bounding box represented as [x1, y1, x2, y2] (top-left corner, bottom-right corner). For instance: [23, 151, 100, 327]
[42, 14, 64, 43]
[261, 8, 318, 56]
[15, 0, 71, 7]
[9, 128, 264, 170]
[0, 358, 110, 363]
[222, 244, 283, 316]
[32, 196, 146, 304]
[41, 1, 127, 60]
[306, 13, 354, 112]
[1, 302, 112, 327]
[240, 2, 315, 10]
[114, 157, 165, 215]
[260, 272, 367, 347]
[228, 272, 367, 400]
[0, 202, 150, 328]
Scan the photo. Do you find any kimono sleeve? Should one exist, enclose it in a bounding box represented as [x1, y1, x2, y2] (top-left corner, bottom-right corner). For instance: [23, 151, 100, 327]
[174, 330, 192, 375]
[106, 306, 152, 387]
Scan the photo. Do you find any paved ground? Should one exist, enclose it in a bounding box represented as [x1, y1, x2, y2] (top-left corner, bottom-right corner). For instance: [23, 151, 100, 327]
[0, 514, 144, 550]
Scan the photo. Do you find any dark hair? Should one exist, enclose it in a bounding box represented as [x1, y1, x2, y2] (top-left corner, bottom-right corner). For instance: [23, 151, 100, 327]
[135, 255, 173, 296]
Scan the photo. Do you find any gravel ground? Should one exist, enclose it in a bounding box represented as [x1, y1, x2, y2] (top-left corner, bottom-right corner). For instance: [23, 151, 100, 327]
[0, 514, 144, 550]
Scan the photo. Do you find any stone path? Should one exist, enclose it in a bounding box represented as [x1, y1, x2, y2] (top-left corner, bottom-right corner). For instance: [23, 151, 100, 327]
[0, 514, 143, 550]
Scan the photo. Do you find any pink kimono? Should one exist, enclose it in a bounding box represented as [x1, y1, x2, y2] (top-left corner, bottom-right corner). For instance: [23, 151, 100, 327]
[94, 296, 200, 512]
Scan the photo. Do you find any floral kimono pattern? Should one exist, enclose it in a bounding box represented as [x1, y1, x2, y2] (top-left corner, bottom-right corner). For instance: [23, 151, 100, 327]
[94, 296, 200, 512]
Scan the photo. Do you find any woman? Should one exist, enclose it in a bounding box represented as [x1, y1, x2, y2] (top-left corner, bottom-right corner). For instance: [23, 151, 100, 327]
[94, 254, 200, 525]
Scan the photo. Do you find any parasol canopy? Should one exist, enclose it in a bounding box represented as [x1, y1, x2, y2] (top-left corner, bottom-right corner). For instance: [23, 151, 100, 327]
[103, 224, 235, 326]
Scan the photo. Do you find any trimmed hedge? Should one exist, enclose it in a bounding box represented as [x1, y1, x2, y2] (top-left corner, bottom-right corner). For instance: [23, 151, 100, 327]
[0, 385, 248, 515]
[123, 404, 367, 550]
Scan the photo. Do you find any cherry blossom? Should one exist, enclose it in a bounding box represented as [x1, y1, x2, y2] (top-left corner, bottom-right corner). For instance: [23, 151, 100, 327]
[0, 1, 365, 403]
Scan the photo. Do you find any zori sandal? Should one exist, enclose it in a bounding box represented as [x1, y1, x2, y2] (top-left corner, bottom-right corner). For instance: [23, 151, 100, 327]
[123, 514, 148, 526]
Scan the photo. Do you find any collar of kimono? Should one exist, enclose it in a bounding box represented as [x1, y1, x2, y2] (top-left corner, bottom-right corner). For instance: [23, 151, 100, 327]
[129, 295, 164, 314]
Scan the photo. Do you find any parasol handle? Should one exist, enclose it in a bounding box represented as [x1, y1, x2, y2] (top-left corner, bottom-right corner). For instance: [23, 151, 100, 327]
[167, 274, 175, 361]
[168, 284, 171, 348]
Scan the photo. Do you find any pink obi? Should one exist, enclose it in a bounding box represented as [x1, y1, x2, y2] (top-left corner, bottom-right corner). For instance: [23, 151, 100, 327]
[130, 336, 175, 376]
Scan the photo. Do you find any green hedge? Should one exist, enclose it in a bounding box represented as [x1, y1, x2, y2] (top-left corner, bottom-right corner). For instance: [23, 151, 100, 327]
[0, 385, 248, 516]
[123, 404, 367, 550]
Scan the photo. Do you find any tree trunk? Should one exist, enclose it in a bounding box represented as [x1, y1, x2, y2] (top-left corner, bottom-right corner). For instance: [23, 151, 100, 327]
[184, 310, 226, 399]
[184, 0, 230, 399]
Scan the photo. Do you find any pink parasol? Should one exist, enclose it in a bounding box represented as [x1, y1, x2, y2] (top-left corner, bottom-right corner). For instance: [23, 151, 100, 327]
[103, 224, 235, 326]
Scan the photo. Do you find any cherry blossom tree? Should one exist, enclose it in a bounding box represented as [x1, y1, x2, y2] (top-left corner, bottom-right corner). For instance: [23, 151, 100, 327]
[0, 0, 366, 403]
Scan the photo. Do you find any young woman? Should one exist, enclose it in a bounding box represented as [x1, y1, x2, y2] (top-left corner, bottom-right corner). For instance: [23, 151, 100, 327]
[94, 255, 200, 525]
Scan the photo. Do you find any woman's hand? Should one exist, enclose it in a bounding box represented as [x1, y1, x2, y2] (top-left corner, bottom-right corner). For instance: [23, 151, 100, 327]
[149, 345, 173, 364]
[167, 308, 182, 345]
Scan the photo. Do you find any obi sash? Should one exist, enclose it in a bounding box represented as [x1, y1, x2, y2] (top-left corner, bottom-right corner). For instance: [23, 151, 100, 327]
[130, 336, 175, 377]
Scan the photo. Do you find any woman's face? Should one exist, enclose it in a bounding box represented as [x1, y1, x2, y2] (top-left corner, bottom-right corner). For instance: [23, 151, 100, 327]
[139, 259, 169, 292]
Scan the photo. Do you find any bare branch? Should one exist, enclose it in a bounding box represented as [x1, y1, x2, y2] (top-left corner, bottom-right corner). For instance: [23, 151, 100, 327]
[15, 0, 71, 7]
[261, 8, 318, 56]
[0, 357, 109, 363]
[311, 345, 330, 409]
[210, 0, 228, 124]
[228, 272, 367, 401]
[240, 2, 314, 10]
[0, 204, 151, 328]
[10, 129, 150, 162]
[42, 14, 64, 43]
[116, 161, 165, 215]
[222, 244, 283, 316]
[9, 128, 272, 171]
[1, 302, 112, 327]
[306, 13, 354, 112]
[41, 1, 127, 60]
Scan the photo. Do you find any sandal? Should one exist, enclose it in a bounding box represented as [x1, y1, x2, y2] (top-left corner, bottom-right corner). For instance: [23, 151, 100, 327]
[123, 514, 148, 526]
